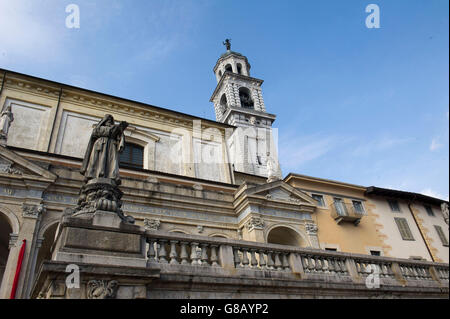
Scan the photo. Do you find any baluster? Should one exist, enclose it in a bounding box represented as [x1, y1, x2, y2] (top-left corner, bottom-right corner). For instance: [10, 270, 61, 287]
[233, 247, 242, 268]
[274, 252, 283, 270]
[327, 257, 335, 274]
[307, 255, 315, 273]
[180, 242, 189, 265]
[210, 245, 219, 267]
[146, 238, 156, 263]
[258, 250, 266, 269]
[322, 257, 329, 273]
[267, 251, 274, 270]
[301, 255, 309, 273]
[355, 261, 361, 274]
[241, 248, 250, 268]
[200, 243, 209, 266]
[190, 242, 200, 265]
[333, 258, 341, 274]
[158, 240, 168, 263]
[250, 249, 258, 268]
[314, 256, 322, 272]
[169, 240, 179, 265]
[381, 263, 389, 278]
[282, 253, 290, 271]
[339, 258, 347, 274]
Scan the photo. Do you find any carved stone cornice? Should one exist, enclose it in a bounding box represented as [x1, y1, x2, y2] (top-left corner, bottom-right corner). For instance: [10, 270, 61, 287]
[305, 223, 318, 235]
[144, 218, 160, 231]
[22, 203, 46, 219]
[245, 216, 265, 232]
[87, 280, 118, 299]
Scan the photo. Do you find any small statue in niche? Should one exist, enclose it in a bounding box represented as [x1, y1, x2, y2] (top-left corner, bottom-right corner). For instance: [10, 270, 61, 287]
[0, 105, 14, 142]
[80, 114, 128, 185]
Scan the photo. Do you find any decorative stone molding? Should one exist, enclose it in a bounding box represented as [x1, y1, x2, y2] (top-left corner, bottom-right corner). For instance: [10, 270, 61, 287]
[193, 184, 203, 191]
[305, 223, 318, 235]
[87, 280, 118, 299]
[245, 216, 265, 232]
[197, 225, 204, 233]
[144, 218, 160, 231]
[22, 203, 46, 219]
[237, 229, 243, 240]
[8, 233, 18, 249]
[0, 158, 23, 175]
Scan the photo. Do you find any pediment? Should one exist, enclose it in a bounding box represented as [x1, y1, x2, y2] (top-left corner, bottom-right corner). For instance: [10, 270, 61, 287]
[0, 146, 57, 181]
[236, 180, 317, 206]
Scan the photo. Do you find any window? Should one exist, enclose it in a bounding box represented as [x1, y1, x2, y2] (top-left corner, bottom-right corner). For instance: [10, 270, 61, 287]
[225, 64, 233, 73]
[388, 199, 401, 212]
[424, 205, 435, 217]
[352, 200, 365, 215]
[119, 143, 144, 169]
[394, 218, 414, 241]
[325, 248, 337, 252]
[434, 225, 449, 246]
[370, 250, 381, 256]
[312, 194, 325, 207]
[333, 198, 347, 216]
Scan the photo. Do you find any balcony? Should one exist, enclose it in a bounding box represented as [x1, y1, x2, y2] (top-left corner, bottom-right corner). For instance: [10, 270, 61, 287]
[331, 201, 366, 226]
[32, 217, 449, 299]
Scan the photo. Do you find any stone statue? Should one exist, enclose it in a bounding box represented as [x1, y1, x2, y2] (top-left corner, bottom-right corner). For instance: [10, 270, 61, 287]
[80, 114, 128, 185]
[66, 114, 134, 224]
[223, 39, 231, 51]
[0, 105, 14, 142]
[266, 152, 280, 183]
[441, 202, 449, 226]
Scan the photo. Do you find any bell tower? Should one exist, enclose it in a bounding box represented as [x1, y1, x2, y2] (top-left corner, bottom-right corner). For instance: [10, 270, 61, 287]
[210, 40, 282, 181]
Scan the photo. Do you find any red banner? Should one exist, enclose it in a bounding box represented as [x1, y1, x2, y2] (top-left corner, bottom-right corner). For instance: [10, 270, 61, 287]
[9, 239, 26, 299]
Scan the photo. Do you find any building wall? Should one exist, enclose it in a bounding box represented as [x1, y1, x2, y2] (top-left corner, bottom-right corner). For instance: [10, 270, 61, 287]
[1, 72, 233, 184]
[412, 202, 449, 262]
[286, 177, 386, 255]
[367, 196, 433, 261]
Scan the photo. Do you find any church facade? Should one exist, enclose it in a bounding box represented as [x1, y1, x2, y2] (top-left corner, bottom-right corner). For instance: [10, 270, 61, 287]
[0, 46, 448, 299]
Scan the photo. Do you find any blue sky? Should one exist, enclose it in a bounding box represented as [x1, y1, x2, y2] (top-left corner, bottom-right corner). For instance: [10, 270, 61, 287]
[0, 0, 448, 199]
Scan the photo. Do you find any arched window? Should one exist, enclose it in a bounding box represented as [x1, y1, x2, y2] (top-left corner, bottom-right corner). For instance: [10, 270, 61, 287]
[220, 94, 228, 114]
[225, 64, 233, 73]
[119, 143, 144, 169]
[237, 63, 242, 74]
[239, 87, 254, 109]
[267, 226, 304, 247]
[218, 70, 223, 78]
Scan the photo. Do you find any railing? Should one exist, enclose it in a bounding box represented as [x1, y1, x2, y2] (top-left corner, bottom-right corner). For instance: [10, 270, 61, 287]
[331, 202, 366, 225]
[144, 230, 449, 287]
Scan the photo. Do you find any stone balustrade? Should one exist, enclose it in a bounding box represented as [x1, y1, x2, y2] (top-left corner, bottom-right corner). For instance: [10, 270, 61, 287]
[144, 229, 449, 289]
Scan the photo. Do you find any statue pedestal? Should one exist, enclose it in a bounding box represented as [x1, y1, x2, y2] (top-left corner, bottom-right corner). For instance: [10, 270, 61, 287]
[93, 210, 122, 229]
[51, 215, 146, 268]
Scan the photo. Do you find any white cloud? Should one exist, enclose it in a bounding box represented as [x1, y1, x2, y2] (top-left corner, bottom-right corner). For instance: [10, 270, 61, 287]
[420, 188, 449, 201]
[0, 1, 65, 64]
[351, 136, 412, 157]
[278, 133, 340, 171]
[430, 138, 442, 151]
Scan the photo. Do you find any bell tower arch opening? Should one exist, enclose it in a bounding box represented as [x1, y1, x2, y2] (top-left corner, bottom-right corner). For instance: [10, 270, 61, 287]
[239, 87, 254, 109]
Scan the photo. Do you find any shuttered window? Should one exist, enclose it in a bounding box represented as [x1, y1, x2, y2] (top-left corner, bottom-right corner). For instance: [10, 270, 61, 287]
[394, 218, 414, 241]
[388, 199, 401, 212]
[434, 225, 449, 246]
[312, 194, 325, 207]
[119, 143, 144, 169]
[424, 205, 435, 217]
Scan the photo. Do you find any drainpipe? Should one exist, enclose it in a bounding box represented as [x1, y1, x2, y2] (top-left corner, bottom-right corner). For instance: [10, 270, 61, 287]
[47, 87, 63, 152]
[408, 195, 435, 262]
